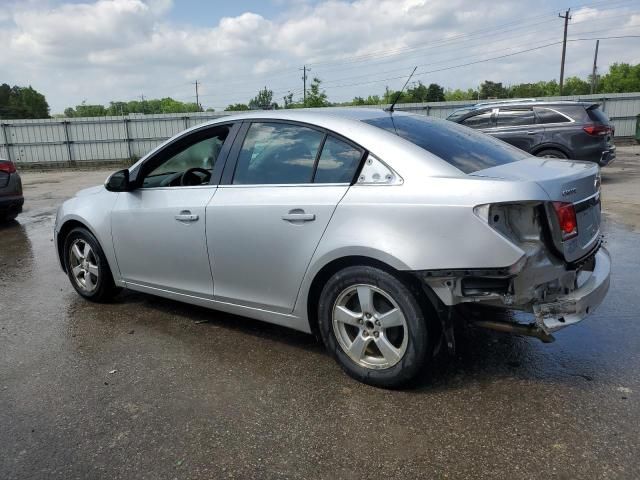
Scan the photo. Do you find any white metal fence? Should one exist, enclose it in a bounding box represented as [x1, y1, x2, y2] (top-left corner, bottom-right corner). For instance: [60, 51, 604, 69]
[1, 93, 638, 167]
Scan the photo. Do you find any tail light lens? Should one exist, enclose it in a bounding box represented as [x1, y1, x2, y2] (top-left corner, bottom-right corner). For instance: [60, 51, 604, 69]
[0, 161, 17, 174]
[553, 202, 578, 240]
[583, 124, 611, 136]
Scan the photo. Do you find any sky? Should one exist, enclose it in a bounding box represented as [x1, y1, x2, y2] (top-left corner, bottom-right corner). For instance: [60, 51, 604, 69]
[1, 0, 639, 114]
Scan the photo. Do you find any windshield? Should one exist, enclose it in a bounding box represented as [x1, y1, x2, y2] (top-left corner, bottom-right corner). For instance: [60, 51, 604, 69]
[445, 107, 473, 122]
[364, 114, 529, 174]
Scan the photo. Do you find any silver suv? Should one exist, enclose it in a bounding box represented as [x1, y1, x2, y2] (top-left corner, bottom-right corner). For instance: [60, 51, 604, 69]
[447, 100, 616, 166]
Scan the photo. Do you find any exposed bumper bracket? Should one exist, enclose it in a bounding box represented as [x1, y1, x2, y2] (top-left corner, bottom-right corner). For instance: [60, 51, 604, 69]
[533, 248, 611, 333]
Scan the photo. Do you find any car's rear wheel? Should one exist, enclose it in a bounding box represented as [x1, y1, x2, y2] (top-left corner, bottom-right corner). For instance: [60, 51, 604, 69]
[536, 148, 568, 159]
[318, 265, 432, 388]
[64, 227, 119, 302]
[0, 213, 18, 223]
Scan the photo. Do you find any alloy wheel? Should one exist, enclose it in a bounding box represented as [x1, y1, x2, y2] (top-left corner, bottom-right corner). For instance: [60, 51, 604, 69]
[69, 238, 100, 293]
[332, 284, 408, 370]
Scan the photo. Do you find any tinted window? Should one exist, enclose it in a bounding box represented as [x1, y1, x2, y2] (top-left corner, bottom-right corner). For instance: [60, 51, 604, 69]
[364, 115, 529, 174]
[446, 107, 474, 122]
[461, 111, 494, 129]
[497, 108, 535, 126]
[587, 106, 610, 124]
[233, 122, 323, 185]
[535, 108, 570, 124]
[314, 136, 363, 183]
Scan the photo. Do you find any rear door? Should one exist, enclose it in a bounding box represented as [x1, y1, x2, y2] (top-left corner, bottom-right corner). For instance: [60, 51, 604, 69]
[491, 107, 541, 153]
[206, 121, 364, 313]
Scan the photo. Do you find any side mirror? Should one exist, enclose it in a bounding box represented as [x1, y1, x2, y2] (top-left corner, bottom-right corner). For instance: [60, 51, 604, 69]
[105, 169, 131, 192]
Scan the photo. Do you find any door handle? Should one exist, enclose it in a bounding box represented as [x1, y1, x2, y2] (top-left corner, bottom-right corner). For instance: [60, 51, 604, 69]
[282, 210, 316, 222]
[526, 131, 536, 135]
[175, 210, 199, 222]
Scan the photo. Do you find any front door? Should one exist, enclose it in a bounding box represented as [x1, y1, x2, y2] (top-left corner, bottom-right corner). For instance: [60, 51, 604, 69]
[207, 122, 364, 313]
[111, 124, 234, 297]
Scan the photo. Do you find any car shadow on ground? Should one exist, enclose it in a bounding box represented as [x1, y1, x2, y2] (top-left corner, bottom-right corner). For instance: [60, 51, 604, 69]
[64, 286, 573, 391]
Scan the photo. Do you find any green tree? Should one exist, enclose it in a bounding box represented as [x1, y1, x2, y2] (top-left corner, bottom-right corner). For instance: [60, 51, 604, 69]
[597, 63, 640, 93]
[479, 81, 507, 99]
[562, 76, 591, 95]
[67, 97, 201, 117]
[0, 84, 49, 119]
[249, 87, 274, 110]
[225, 103, 249, 111]
[305, 77, 329, 107]
[444, 88, 478, 101]
[426, 83, 445, 102]
[406, 82, 428, 102]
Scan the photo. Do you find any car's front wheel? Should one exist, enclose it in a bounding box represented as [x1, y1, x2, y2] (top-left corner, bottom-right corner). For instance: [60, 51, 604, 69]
[318, 265, 432, 388]
[63, 227, 119, 302]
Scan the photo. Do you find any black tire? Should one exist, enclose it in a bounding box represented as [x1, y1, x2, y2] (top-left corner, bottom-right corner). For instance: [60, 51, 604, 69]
[0, 212, 17, 223]
[63, 227, 120, 302]
[318, 265, 432, 388]
[535, 148, 568, 159]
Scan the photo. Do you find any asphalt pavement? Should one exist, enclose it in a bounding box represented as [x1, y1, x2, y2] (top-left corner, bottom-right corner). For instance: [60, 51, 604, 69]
[1, 147, 639, 479]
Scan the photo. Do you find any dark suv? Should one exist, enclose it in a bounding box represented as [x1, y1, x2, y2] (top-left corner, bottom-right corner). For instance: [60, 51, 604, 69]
[446, 100, 616, 166]
[0, 159, 24, 222]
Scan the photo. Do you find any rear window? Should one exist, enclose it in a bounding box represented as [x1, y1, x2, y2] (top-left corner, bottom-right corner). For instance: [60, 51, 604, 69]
[587, 106, 610, 124]
[364, 115, 529, 174]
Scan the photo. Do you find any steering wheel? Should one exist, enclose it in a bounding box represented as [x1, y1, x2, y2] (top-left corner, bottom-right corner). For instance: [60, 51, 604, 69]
[180, 167, 211, 186]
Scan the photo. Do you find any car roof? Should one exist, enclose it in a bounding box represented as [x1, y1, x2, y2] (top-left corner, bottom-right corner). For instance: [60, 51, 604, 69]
[451, 100, 596, 113]
[211, 107, 399, 124]
[134, 108, 465, 179]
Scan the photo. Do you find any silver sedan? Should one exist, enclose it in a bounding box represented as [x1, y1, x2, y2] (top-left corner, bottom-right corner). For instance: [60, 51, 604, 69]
[54, 109, 610, 388]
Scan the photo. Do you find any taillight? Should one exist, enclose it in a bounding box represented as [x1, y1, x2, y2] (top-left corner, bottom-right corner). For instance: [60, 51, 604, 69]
[583, 124, 610, 136]
[0, 161, 16, 174]
[552, 202, 578, 240]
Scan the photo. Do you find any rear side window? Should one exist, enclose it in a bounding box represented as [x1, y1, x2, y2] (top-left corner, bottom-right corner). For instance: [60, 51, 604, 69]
[314, 136, 363, 183]
[497, 108, 535, 126]
[535, 108, 571, 124]
[461, 111, 494, 129]
[364, 115, 529, 174]
[233, 122, 323, 184]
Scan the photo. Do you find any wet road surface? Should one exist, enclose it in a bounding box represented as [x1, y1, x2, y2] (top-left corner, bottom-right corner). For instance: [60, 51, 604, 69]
[1, 166, 640, 479]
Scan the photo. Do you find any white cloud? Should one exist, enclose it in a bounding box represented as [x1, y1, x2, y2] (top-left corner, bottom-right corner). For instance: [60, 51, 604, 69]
[1, 0, 640, 113]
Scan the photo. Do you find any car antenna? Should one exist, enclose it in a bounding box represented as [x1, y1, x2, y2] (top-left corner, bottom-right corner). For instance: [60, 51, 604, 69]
[386, 66, 417, 113]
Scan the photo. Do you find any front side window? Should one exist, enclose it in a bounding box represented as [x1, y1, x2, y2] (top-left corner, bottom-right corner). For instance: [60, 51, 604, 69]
[142, 126, 230, 188]
[497, 108, 535, 127]
[461, 111, 494, 129]
[233, 122, 324, 185]
[314, 136, 363, 183]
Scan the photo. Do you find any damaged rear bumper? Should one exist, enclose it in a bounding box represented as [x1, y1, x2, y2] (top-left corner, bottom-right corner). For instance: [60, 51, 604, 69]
[533, 247, 611, 333]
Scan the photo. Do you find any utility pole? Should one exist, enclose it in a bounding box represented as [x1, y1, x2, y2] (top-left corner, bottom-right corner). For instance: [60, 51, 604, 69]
[140, 93, 145, 102]
[300, 65, 310, 104]
[558, 8, 571, 96]
[591, 40, 600, 94]
[193, 80, 201, 111]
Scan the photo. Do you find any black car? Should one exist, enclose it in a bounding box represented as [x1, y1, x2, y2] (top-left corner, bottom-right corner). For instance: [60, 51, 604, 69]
[0, 159, 24, 222]
[447, 100, 616, 166]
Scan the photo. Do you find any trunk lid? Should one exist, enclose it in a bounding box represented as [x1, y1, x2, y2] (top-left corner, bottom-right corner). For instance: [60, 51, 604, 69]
[471, 157, 601, 263]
